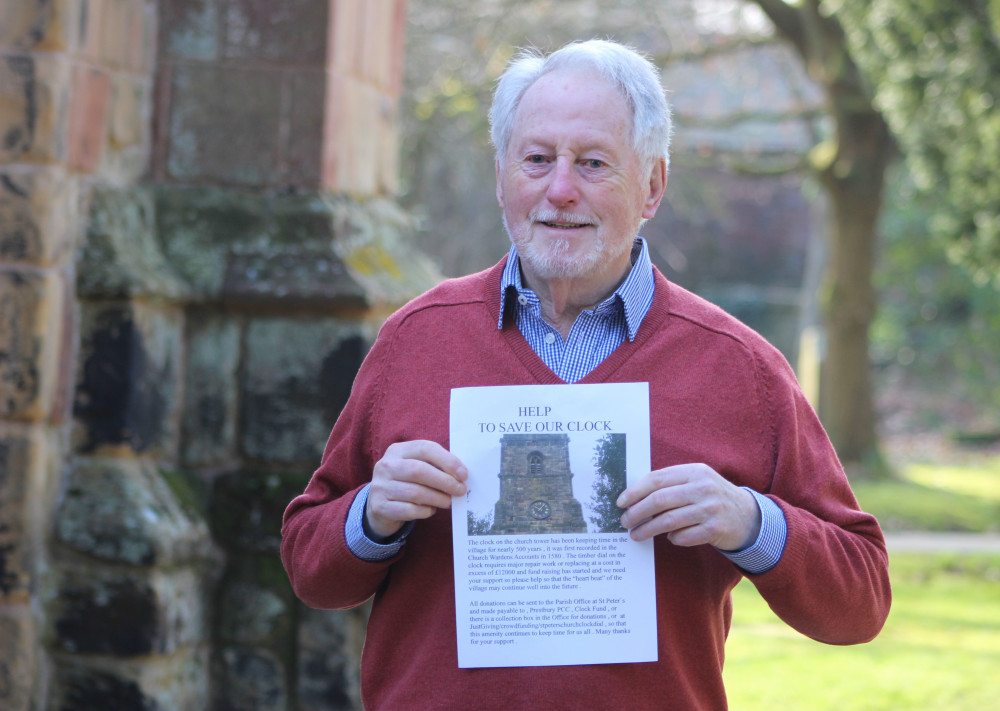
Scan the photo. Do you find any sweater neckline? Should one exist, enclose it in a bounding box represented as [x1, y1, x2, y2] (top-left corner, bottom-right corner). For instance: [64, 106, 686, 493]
[483, 255, 674, 384]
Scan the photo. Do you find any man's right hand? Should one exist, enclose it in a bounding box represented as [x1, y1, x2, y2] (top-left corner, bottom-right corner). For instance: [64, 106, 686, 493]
[365, 440, 468, 540]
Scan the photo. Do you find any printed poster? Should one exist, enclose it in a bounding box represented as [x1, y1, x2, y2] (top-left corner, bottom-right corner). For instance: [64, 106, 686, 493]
[450, 383, 657, 668]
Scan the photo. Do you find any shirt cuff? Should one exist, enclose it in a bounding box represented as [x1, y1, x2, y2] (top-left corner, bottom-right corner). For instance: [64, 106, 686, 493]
[718, 488, 787, 574]
[345, 484, 415, 561]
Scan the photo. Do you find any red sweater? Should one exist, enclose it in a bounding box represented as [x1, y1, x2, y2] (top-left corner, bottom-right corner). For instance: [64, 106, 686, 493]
[281, 258, 891, 711]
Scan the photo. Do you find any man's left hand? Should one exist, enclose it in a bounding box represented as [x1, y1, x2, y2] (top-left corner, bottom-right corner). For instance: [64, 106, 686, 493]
[617, 463, 761, 551]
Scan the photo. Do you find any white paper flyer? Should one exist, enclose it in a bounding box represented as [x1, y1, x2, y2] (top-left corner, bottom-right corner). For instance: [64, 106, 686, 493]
[450, 382, 657, 668]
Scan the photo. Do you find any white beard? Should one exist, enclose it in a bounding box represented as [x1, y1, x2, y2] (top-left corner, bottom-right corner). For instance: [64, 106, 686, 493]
[503, 209, 633, 281]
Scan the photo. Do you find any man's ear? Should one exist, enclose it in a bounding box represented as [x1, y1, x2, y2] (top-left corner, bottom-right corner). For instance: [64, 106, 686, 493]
[495, 158, 505, 208]
[641, 158, 668, 220]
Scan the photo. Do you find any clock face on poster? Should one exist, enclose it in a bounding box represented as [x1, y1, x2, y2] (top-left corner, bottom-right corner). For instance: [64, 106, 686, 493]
[528, 499, 552, 520]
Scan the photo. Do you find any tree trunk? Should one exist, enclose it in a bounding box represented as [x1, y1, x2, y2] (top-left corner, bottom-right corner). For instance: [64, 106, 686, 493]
[753, 0, 895, 477]
[817, 111, 894, 475]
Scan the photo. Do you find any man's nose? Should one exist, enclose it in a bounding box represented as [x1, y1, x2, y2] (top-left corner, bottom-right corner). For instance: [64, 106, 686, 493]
[545, 158, 580, 206]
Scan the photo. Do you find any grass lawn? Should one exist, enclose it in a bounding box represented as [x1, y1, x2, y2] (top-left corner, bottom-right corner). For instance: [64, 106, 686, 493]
[852, 451, 1000, 532]
[724, 553, 1000, 710]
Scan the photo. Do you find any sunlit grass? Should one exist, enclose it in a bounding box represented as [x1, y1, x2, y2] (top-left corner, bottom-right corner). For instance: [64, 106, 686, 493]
[725, 554, 1000, 711]
[852, 453, 1000, 532]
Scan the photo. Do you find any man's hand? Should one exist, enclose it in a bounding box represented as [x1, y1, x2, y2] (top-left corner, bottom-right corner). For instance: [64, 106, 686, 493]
[365, 440, 468, 540]
[617, 463, 761, 551]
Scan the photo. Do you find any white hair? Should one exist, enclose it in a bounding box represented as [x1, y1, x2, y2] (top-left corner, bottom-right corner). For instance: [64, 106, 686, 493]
[489, 39, 673, 170]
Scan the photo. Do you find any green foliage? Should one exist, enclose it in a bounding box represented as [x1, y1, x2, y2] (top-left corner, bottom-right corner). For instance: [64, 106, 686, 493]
[467, 509, 495, 536]
[588, 433, 627, 533]
[871, 166, 1000, 420]
[825, 0, 1000, 284]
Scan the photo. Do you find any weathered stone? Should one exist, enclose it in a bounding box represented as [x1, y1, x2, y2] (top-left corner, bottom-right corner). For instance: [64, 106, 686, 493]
[73, 303, 183, 455]
[0, 426, 34, 601]
[181, 312, 239, 467]
[297, 606, 366, 711]
[159, 0, 221, 61]
[56, 667, 156, 711]
[85, 0, 153, 73]
[217, 579, 290, 647]
[0, 267, 65, 421]
[55, 456, 213, 566]
[0, 167, 78, 265]
[154, 188, 434, 306]
[222, 249, 368, 309]
[108, 74, 149, 150]
[223, 0, 328, 65]
[0, 610, 40, 711]
[329, 197, 442, 307]
[165, 64, 283, 186]
[0, 0, 79, 50]
[0, 422, 63, 602]
[0, 52, 70, 170]
[215, 648, 287, 711]
[208, 470, 310, 554]
[154, 186, 272, 296]
[52, 567, 209, 656]
[241, 320, 367, 463]
[67, 63, 111, 173]
[54, 649, 210, 711]
[77, 187, 189, 300]
[284, 69, 325, 187]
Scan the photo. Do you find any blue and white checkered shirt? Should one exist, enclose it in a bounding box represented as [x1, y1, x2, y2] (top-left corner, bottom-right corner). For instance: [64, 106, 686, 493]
[346, 237, 787, 573]
[497, 239, 653, 383]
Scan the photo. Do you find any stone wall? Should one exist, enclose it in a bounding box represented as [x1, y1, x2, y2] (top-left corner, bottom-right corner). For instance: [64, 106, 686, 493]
[0, 1, 432, 709]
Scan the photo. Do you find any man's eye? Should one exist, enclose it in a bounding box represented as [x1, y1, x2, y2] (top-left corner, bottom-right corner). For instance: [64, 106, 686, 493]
[527, 155, 547, 164]
[584, 159, 605, 169]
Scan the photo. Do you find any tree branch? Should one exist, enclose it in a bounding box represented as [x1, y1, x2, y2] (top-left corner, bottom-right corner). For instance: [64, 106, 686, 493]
[753, 0, 809, 55]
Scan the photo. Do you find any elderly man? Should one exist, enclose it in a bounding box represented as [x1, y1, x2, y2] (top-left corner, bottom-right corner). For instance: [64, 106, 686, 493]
[282, 39, 890, 710]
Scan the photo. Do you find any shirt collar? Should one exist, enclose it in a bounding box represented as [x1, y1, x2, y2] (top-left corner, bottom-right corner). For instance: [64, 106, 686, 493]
[498, 237, 655, 341]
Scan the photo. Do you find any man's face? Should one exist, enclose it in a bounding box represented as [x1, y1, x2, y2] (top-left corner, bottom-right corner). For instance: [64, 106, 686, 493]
[496, 69, 665, 286]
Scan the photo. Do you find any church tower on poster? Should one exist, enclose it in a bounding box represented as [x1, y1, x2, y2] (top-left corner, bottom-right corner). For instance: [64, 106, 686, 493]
[490, 433, 588, 534]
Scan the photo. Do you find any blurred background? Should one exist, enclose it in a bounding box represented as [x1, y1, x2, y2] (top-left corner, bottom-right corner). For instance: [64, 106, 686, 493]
[0, 0, 997, 709]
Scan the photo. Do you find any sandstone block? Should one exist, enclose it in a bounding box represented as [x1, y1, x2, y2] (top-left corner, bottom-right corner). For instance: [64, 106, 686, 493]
[0, 610, 40, 711]
[159, 0, 221, 61]
[154, 187, 347, 298]
[67, 62, 111, 173]
[214, 648, 287, 711]
[241, 320, 366, 464]
[0, 266, 66, 421]
[297, 606, 366, 711]
[53, 648, 210, 711]
[55, 455, 213, 566]
[0, 166, 77, 265]
[222, 248, 368, 310]
[165, 64, 283, 187]
[0, 53, 71, 164]
[108, 74, 149, 150]
[0, 0, 78, 51]
[154, 185, 270, 296]
[52, 566, 209, 656]
[181, 312, 239, 467]
[77, 186, 189, 300]
[223, 0, 328, 65]
[0, 424, 46, 602]
[73, 302, 184, 455]
[208, 470, 310, 554]
[217, 579, 291, 648]
[284, 69, 325, 188]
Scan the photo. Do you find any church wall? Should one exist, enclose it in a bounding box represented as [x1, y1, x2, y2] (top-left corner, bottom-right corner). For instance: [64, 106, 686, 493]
[0, 1, 427, 709]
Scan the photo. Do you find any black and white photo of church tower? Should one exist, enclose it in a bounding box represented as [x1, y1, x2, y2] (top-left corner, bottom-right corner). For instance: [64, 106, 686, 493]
[490, 433, 588, 535]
